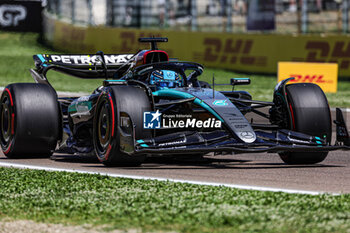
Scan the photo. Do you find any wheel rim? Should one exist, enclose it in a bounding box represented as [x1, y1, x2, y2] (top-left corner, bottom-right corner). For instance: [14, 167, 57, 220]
[96, 99, 112, 154]
[0, 94, 13, 148]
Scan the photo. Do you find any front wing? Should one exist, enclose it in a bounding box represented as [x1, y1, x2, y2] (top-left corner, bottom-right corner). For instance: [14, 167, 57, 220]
[123, 129, 350, 155]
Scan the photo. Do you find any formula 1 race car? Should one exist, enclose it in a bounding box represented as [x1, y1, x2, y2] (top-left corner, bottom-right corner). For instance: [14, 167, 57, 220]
[1, 38, 350, 166]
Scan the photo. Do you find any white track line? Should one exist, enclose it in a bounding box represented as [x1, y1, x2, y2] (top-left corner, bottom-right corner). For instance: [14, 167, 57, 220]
[0, 161, 335, 196]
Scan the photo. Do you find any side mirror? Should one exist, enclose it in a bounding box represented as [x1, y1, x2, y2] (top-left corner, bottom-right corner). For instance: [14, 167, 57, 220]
[230, 78, 251, 86]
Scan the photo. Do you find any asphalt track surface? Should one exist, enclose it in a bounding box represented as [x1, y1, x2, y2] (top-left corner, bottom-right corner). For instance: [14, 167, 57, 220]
[0, 98, 349, 194]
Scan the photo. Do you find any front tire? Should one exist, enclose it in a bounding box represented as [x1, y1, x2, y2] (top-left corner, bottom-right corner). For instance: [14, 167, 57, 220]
[279, 83, 332, 164]
[93, 86, 152, 166]
[0, 83, 61, 158]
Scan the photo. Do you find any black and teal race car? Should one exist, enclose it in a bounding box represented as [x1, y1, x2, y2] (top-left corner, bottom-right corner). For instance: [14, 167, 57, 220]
[1, 38, 349, 166]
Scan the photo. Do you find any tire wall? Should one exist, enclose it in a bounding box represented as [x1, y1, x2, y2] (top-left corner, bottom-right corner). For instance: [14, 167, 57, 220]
[43, 12, 350, 77]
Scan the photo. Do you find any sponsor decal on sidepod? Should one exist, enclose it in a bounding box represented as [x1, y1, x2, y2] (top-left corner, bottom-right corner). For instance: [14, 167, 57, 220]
[143, 110, 221, 129]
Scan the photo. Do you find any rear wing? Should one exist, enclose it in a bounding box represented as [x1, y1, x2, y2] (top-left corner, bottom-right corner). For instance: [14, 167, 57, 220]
[31, 37, 169, 82]
[33, 54, 133, 69]
[32, 53, 135, 82]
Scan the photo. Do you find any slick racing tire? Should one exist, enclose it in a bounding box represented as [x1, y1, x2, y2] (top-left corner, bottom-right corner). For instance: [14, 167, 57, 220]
[93, 86, 152, 167]
[0, 83, 61, 158]
[279, 83, 332, 165]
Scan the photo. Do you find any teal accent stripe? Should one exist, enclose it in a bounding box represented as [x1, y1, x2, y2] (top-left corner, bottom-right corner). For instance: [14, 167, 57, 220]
[136, 139, 144, 144]
[152, 90, 224, 122]
[68, 101, 92, 113]
[234, 78, 250, 80]
[193, 98, 224, 122]
[140, 144, 149, 147]
[37, 54, 48, 67]
[152, 90, 193, 99]
[315, 137, 323, 146]
[68, 105, 76, 113]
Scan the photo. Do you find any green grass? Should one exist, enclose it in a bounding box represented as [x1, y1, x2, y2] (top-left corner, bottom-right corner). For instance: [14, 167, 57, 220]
[0, 167, 350, 232]
[0, 32, 349, 106]
[0, 32, 101, 93]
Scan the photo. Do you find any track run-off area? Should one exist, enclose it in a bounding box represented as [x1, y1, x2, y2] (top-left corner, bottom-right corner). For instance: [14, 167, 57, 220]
[0, 150, 350, 195]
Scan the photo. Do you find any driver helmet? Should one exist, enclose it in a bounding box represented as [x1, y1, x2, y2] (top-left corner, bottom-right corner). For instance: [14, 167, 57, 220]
[149, 70, 182, 89]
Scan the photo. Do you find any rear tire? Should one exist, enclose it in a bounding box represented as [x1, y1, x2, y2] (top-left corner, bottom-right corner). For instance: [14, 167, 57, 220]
[279, 83, 332, 164]
[0, 83, 61, 158]
[93, 86, 152, 166]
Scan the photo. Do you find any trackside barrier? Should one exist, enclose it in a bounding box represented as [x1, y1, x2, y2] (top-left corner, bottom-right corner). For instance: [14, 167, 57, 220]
[43, 12, 350, 77]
